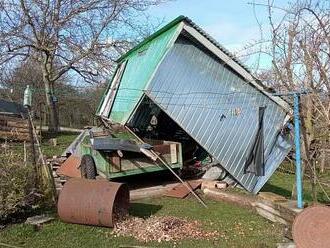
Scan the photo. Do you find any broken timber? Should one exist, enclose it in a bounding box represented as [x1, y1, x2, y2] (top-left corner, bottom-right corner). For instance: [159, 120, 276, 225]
[126, 126, 208, 208]
[25, 215, 54, 231]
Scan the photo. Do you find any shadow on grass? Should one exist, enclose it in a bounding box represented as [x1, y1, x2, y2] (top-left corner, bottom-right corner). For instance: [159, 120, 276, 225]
[0, 205, 56, 226]
[262, 178, 330, 204]
[261, 183, 292, 198]
[129, 203, 162, 218]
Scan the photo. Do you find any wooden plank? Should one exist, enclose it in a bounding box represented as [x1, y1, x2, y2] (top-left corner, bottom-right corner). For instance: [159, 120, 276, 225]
[255, 207, 288, 225]
[153, 144, 170, 154]
[120, 157, 159, 171]
[255, 199, 300, 222]
[0, 125, 29, 133]
[0, 115, 29, 129]
[258, 192, 287, 202]
[91, 130, 111, 137]
[203, 188, 256, 208]
[170, 144, 177, 164]
[164, 180, 202, 198]
[109, 154, 121, 172]
[0, 115, 27, 123]
[25, 215, 54, 231]
[130, 182, 179, 200]
[6, 121, 29, 128]
[251, 196, 302, 227]
[0, 130, 30, 141]
[120, 154, 172, 171]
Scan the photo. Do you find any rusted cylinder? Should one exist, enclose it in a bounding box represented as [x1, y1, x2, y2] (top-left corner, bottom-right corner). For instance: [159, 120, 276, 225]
[58, 178, 129, 227]
[293, 206, 330, 248]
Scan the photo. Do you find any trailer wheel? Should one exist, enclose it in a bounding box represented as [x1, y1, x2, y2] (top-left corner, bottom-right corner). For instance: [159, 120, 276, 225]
[80, 155, 97, 179]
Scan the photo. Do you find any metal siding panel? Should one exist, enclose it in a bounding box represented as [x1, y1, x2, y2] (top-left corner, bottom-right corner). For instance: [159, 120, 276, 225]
[223, 92, 251, 170]
[146, 37, 290, 192]
[108, 24, 181, 124]
[230, 108, 256, 174]
[253, 132, 292, 193]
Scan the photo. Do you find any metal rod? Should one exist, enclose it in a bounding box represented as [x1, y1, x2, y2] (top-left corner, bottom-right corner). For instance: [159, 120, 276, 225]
[293, 93, 303, 208]
[125, 126, 208, 208]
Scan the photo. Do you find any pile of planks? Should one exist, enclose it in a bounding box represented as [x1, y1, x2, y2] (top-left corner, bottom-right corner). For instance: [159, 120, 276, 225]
[47, 156, 68, 194]
[253, 192, 302, 226]
[0, 114, 30, 141]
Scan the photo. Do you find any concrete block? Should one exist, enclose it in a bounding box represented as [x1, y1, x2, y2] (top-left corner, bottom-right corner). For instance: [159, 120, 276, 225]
[201, 180, 228, 190]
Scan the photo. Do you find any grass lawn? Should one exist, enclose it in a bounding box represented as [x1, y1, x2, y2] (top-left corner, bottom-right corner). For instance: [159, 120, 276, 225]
[40, 132, 78, 157]
[0, 197, 285, 248]
[262, 171, 330, 204]
[7, 131, 330, 204]
[6, 131, 77, 159]
[2, 132, 329, 247]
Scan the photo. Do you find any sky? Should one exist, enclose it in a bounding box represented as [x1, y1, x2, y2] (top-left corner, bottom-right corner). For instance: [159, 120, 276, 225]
[147, 0, 289, 70]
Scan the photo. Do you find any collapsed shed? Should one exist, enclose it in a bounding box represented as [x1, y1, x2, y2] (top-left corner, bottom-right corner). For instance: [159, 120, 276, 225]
[97, 16, 292, 193]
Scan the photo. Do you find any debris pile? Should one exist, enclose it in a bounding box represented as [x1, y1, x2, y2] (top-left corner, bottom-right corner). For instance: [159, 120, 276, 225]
[112, 216, 219, 242]
[47, 156, 68, 193]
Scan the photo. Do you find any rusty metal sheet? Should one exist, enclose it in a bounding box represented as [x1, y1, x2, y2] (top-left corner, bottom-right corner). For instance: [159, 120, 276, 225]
[165, 180, 202, 198]
[293, 205, 330, 248]
[56, 155, 81, 178]
[58, 178, 129, 227]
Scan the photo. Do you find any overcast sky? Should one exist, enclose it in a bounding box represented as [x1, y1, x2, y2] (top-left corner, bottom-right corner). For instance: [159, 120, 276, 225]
[147, 0, 289, 70]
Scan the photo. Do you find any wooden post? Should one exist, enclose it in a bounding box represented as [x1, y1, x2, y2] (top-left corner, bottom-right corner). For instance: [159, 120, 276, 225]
[39, 103, 43, 139]
[27, 107, 38, 186]
[23, 141, 27, 166]
[27, 107, 37, 167]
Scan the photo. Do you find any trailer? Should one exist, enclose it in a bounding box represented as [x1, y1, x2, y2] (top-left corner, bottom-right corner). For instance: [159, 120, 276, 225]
[62, 127, 183, 179]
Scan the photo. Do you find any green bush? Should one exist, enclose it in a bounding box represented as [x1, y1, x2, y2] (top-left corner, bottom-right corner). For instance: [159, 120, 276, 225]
[0, 149, 38, 223]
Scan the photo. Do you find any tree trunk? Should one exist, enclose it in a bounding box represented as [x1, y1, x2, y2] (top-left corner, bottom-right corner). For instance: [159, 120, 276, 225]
[320, 141, 325, 174]
[48, 100, 59, 133]
[301, 96, 318, 202]
[41, 52, 60, 135]
[43, 77, 59, 134]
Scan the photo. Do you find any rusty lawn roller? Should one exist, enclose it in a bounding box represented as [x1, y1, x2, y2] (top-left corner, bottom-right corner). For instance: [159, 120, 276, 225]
[293, 205, 330, 248]
[58, 178, 129, 227]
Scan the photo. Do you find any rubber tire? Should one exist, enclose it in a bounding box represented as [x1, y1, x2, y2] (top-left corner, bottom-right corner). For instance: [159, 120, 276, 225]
[80, 154, 97, 179]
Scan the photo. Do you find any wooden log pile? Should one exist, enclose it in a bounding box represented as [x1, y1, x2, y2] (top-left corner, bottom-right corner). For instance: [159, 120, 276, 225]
[0, 114, 30, 141]
[204, 188, 257, 209]
[253, 192, 303, 226]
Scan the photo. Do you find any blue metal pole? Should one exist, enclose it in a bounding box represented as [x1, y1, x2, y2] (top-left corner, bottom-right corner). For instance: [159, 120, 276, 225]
[293, 93, 303, 208]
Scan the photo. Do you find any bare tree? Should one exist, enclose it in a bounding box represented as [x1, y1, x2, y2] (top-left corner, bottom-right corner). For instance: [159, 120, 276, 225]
[0, 59, 102, 128]
[0, 0, 164, 133]
[248, 0, 329, 201]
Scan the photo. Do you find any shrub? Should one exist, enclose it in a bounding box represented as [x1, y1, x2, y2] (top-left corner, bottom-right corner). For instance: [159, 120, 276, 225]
[0, 146, 40, 223]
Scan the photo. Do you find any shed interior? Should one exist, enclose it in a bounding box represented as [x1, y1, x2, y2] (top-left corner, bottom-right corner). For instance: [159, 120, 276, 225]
[127, 96, 215, 170]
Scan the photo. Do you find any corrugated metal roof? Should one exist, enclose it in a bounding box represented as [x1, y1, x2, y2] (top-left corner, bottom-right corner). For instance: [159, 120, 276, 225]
[145, 37, 292, 192]
[99, 16, 290, 121]
[182, 17, 253, 75]
[117, 16, 186, 62]
[118, 15, 252, 75]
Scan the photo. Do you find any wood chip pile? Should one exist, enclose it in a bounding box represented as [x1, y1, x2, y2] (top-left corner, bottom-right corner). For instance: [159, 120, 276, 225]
[112, 216, 219, 242]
